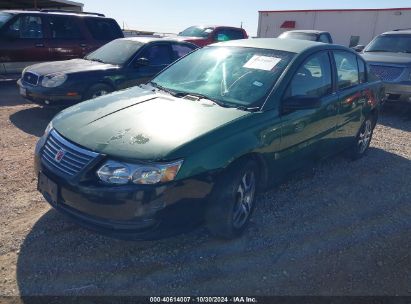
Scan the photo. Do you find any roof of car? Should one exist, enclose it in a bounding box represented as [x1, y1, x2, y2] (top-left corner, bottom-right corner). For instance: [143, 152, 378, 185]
[212, 38, 340, 53]
[284, 30, 329, 35]
[121, 36, 198, 45]
[1, 9, 106, 18]
[382, 29, 411, 35]
[186, 25, 244, 30]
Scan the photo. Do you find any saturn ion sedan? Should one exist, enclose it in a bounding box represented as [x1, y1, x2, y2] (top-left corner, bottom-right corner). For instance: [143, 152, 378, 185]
[34, 38, 383, 239]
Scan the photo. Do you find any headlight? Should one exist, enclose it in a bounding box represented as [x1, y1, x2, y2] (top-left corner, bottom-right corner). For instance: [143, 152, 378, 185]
[97, 160, 183, 185]
[44, 121, 53, 137]
[41, 73, 67, 88]
[35, 121, 53, 154]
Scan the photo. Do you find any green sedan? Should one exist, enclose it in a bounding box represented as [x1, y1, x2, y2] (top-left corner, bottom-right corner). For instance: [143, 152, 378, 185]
[34, 38, 383, 239]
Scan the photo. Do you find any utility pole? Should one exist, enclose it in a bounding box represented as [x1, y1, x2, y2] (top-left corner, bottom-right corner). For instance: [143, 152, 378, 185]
[34, 0, 38, 9]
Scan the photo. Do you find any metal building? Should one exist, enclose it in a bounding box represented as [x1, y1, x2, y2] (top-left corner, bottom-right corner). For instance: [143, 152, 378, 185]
[257, 8, 411, 46]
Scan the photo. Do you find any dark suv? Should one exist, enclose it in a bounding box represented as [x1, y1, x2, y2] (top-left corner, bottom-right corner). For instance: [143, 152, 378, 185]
[0, 10, 123, 76]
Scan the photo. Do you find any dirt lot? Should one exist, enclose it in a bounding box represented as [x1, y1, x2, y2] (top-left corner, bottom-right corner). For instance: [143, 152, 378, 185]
[0, 81, 410, 296]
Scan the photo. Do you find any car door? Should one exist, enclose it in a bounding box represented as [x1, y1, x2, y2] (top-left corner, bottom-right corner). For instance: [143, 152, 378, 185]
[278, 51, 339, 171]
[0, 14, 49, 73]
[332, 50, 366, 147]
[119, 42, 174, 89]
[44, 15, 87, 60]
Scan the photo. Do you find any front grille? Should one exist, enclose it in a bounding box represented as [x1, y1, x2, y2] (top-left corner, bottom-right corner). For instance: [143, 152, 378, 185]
[22, 72, 40, 86]
[369, 65, 404, 82]
[41, 130, 99, 177]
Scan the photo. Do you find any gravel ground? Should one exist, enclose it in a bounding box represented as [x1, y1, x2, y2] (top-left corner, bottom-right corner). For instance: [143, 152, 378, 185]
[0, 82, 410, 296]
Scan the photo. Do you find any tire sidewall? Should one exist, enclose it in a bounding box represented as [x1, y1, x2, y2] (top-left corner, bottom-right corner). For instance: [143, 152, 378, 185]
[352, 116, 375, 160]
[84, 83, 112, 101]
[205, 160, 258, 238]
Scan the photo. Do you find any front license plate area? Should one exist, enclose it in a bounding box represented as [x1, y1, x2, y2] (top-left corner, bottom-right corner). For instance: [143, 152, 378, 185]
[19, 87, 26, 96]
[38, 172, 58, 205]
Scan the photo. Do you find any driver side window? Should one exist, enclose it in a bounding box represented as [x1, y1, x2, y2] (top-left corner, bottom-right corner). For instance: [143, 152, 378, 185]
[139, 44, 172, 66]
[285, 52, 332, 99]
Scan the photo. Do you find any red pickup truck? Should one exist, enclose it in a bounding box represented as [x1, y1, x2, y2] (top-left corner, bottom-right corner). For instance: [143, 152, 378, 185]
[178, 25, 248, 47]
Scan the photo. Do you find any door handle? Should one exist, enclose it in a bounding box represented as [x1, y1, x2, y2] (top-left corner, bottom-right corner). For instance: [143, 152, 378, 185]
[80, 43, 87, 47]
[35, 43, 44, 47]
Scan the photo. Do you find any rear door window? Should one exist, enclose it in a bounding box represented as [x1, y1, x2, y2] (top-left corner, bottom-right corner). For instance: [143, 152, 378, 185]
[215, 28, 245, 41]
[85, 18, 123, 41]
[319, 34, 331, 43]
[7, 15, 43, 38]
[333, 51, 360, 89]
[47, 16, 83, 39]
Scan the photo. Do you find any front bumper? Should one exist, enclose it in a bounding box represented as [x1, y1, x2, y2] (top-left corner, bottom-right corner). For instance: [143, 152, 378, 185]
[17, 79, 82, 106]
[34, 137, 214, 240]
[384, 82, 411, 105]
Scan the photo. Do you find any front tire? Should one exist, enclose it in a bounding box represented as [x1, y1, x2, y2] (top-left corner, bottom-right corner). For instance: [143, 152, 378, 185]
[84, 83, 113, 101]
[205, 160, 258, 239]
[350, 116, 375, 160]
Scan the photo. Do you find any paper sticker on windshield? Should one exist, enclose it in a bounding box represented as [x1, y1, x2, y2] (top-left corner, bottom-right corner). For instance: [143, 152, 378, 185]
[243, 55, 281, 71]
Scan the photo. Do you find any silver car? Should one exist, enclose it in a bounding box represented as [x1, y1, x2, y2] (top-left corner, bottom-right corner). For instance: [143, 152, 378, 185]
[361, 29, 411, 105]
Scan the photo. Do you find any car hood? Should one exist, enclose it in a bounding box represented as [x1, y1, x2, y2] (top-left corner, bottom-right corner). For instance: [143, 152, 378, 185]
[52, 86, 249, 160]
[26, 58, 119, 75]
[361, 52, 411, 65]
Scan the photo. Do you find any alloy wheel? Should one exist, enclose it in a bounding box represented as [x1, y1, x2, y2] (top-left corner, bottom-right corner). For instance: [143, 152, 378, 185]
[358, 119, 372, 154]
[232, 170, 256, 229]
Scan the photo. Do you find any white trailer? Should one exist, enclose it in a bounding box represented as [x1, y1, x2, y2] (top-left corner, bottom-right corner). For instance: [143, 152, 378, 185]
[257, 8, 411, 47]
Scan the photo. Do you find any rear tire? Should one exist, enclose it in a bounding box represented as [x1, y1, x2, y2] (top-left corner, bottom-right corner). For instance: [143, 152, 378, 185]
[350, 116, 375, 160]
[84, 83, 112, 101]
[205, 160, 258, 239]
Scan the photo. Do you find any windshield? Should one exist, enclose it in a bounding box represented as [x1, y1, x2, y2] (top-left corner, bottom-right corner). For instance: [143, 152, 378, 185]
[85, 39, 144, 65]
[365, 35, 411, 53]
[152, 46, 295, 108]
[0, 12, 13, 28]
[179, 26, 214, 38]
[279, 32, 317, 41]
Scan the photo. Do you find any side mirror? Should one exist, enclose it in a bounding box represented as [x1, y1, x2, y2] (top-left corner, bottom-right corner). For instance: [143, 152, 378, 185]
[134, 57, 149, 67]
[282, 96, 321, 113]
[352, 45, 365, 52]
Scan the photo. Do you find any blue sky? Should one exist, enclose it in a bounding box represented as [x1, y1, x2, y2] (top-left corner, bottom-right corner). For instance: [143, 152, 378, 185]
[81, 0, 411, 36]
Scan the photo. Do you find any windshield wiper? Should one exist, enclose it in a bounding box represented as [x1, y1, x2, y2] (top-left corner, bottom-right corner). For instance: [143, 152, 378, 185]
[87, 58, 106, 63]
[178, 92, 232, 108]
[149, 81, 180, 97]
[365, 50, 391, 52]
[235, 105, 260, 112]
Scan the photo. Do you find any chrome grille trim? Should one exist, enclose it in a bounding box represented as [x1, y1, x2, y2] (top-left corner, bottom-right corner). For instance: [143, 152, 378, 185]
[369, 64, 405, 82]
[22, 71, 40, 86]
[41, 130, 99, 177]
